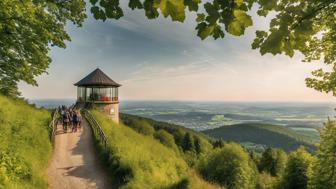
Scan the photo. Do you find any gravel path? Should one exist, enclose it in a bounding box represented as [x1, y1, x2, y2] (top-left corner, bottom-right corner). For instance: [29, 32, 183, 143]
[47, 120, 111, 189]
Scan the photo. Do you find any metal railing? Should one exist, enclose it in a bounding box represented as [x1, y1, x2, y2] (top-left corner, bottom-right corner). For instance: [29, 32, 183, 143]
[49, 107, 60, 144]
[82, 109, 107, 149]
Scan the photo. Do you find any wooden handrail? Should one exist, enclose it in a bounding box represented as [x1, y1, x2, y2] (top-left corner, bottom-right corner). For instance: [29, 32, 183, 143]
[82, 109, 107, 149]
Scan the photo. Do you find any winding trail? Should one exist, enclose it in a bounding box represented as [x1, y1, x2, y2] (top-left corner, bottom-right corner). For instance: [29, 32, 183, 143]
[47, 120, 111, 189]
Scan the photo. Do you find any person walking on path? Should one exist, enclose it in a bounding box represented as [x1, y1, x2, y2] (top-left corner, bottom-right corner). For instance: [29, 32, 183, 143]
[72, 110, 78, 133]
[77, 111, 82, 131]
[63, 110, 70, 133]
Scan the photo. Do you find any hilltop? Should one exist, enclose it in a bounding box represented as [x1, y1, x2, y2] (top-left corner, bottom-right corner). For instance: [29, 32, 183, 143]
[203, 123, 317, 152]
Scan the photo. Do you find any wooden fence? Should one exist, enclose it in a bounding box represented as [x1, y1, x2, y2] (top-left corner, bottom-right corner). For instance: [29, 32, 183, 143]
[82, 109, 107, 149]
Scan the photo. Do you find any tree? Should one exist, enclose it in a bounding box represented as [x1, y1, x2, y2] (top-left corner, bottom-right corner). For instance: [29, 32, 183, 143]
[194, 136, 202, 154]
[182, 133, 195, 152]
[280, 146, 314, 189]
[198, 143, 256, 189]
[251, 1, 336, 96]
[258, 147, 287, 177]
[310, 120, 336, 189]
[0, 0, 86, 97]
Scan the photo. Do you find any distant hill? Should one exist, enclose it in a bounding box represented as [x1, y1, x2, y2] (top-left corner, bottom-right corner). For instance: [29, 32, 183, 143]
[203, 123, 317, 152]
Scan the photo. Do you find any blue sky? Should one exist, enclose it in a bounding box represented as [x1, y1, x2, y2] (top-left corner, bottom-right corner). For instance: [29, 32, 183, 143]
[19, 3, 335, 102]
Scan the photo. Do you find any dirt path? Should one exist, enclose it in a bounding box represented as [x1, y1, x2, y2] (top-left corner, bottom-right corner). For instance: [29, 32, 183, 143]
[47, 120, 111, 189]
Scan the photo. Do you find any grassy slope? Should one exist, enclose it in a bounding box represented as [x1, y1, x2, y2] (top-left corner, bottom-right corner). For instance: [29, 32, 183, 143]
[120, 113, 213, 151]
[91, 110, 223, 189]
[0, 96, 52, 189]
[203, 123, 316, 152]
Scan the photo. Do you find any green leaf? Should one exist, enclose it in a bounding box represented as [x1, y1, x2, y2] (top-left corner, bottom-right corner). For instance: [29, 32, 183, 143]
[90, 0, 99, 5]
[154, 0, 186, 22]
[184, 0, 200, 12]
[91, 6, 101, 19]
[196, 22, 215, 40]
[129, 0, 143, 10]
[227, 10, 252, 36]
[196, 13, 205, 22]
[144, 0, 160, 19]
[234, 0, 244, 7]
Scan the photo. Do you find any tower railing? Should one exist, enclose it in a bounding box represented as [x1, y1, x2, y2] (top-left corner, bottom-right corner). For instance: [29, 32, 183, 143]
[82, 109, 107, 149]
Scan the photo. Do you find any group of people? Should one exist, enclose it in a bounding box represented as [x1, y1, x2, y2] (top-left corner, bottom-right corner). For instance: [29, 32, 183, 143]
[60, 107, 82, 133]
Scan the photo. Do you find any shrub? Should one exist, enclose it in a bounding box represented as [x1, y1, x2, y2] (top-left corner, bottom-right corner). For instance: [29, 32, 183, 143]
[154, 129, 179, 152]
[198, 143, 256, 189]
[122, 116, 155, 136]
[256, 172, 277, 189]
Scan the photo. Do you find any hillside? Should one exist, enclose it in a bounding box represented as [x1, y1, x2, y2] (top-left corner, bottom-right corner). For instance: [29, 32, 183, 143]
[90, 110, 222, 189]
[203, 123, 316, 152]
[0, 96, 52, 189]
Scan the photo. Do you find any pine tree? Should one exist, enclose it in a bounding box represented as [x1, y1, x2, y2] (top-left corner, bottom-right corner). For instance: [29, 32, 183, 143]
[194, 136, 202, 154]
[259, 147, 287, 177]
[182, 133, 195, 152]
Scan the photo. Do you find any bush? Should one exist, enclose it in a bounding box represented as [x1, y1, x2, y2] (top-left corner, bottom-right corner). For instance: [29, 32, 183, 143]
[256, 172, 278, 189]
[198, 143, 256, 189]
[154, 129, 179, 152]
[0, 96, 52, 189]
[121, 116, 155, 136]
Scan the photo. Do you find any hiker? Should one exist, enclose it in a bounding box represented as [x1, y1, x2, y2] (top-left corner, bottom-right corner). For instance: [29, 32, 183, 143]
[60, 108, 65, 124]
[77, 111, 82, 131]
[72, 110, 78, 132]
[62, 110, 70, 132]
[69, 110, 73, 128]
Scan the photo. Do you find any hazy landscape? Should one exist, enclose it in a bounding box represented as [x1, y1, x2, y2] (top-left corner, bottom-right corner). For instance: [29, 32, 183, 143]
[31, 99, 334, 149]
[31, 99, 335, 130]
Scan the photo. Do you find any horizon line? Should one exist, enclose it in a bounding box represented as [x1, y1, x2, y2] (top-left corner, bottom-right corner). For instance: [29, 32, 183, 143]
[28, 98, 336, 104]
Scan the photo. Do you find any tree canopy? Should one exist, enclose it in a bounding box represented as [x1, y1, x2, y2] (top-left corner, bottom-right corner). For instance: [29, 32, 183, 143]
[0, 0, 86, 96]
[2, 0, 336, 97]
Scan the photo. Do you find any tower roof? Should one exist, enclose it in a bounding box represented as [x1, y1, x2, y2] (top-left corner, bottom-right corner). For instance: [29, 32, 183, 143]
[74, 68, 121, 87]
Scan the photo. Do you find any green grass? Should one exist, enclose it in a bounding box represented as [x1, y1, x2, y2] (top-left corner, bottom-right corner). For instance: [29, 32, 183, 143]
[0, 96, 52, 189]
[91, 110, 222, 189]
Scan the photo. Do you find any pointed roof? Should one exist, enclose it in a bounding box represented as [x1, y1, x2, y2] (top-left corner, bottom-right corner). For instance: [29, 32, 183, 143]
[74, 68, 121, 87]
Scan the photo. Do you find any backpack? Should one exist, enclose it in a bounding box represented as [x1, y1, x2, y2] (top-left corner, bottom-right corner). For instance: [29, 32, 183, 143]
[73, 114, 78, 122]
